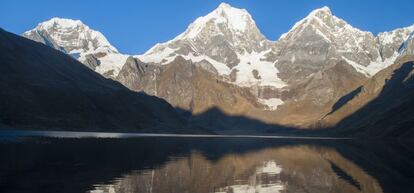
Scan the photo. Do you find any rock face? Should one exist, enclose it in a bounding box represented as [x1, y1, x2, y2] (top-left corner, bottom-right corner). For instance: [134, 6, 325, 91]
[22, 3, 414, 130]
[117, 56, 279, 132]
[22, 17, 128, 78]
[0, 28, 194, 133]
[116, 56, 159, 95]
[119, 56, 258, 113]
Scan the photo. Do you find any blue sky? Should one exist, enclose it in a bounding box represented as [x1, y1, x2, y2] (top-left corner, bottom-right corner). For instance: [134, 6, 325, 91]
[1, 0, 414, 55]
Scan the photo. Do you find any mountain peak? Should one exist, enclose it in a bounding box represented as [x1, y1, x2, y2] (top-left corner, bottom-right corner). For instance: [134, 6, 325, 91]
[296, 6, 335, 25]
[24, 17, 117, 55]
[215, 2, 248, 13]
[278, 6, 366, 40]
[23, 18, 128, 78]
[309, 6, 332, 16]
[302, 6, 334, 28]
[175, 2, 254, 39]
[217, 2, 232, 9]
[140, 2, 269, 66]
[38, 17, 84, 30]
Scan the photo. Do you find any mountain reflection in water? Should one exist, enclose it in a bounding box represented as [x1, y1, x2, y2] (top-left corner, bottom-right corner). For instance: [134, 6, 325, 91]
[0, 134, 413, 193]
[89, 145, 379, 193]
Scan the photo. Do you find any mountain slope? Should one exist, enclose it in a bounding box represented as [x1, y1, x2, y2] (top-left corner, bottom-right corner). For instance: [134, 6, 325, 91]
[320, 55, 414, 138]
[0, 28, 194, 133]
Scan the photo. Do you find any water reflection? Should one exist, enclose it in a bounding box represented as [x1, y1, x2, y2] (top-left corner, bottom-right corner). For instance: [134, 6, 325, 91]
[88, 145, 382, 193]
[0, 135, 412, 193]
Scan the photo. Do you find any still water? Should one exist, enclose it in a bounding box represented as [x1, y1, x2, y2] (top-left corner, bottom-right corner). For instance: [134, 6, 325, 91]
[0, 131, 413, 193]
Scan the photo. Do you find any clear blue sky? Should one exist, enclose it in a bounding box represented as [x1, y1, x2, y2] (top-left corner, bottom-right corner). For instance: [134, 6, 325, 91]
[1, 0, 414, 55]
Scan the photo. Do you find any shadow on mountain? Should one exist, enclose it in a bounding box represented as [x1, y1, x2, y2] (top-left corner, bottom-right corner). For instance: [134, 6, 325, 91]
[332, 60, 414, 138]
[175, 106, 318, 135]
[325, 86, 362, 117]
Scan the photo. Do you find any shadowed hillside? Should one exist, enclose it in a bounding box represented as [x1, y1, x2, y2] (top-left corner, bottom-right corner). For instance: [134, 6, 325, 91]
[0, 28, 199, 133]
[321, 56, 414, 138]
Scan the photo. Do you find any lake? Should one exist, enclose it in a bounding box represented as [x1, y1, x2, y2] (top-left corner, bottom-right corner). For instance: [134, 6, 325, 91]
[0, 131, 413, 193]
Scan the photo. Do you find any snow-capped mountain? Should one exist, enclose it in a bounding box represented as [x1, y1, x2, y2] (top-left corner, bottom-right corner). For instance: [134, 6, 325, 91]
[271, 6, 414, 80]
[273, 7, 380, 78]
[136, 3, 285, 89]
[23, 17, 128, 78]
[128, 4, 414, 127]
[21, 3, 414, 128]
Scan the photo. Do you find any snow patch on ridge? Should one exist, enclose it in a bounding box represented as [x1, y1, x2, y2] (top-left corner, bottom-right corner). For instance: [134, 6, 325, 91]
[137, 46, 178, 64]
[342, 55, 398, 77]
[181, 50, 287, 88]
[94, 53, 128, 76]
[234, 51, 286, 88]
[378, 24, 414, 45]
[182, 53, 231, 75]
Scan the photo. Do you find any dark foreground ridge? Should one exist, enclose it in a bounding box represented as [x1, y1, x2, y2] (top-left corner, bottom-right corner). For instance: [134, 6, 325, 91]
[0, 28, 191, 133]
